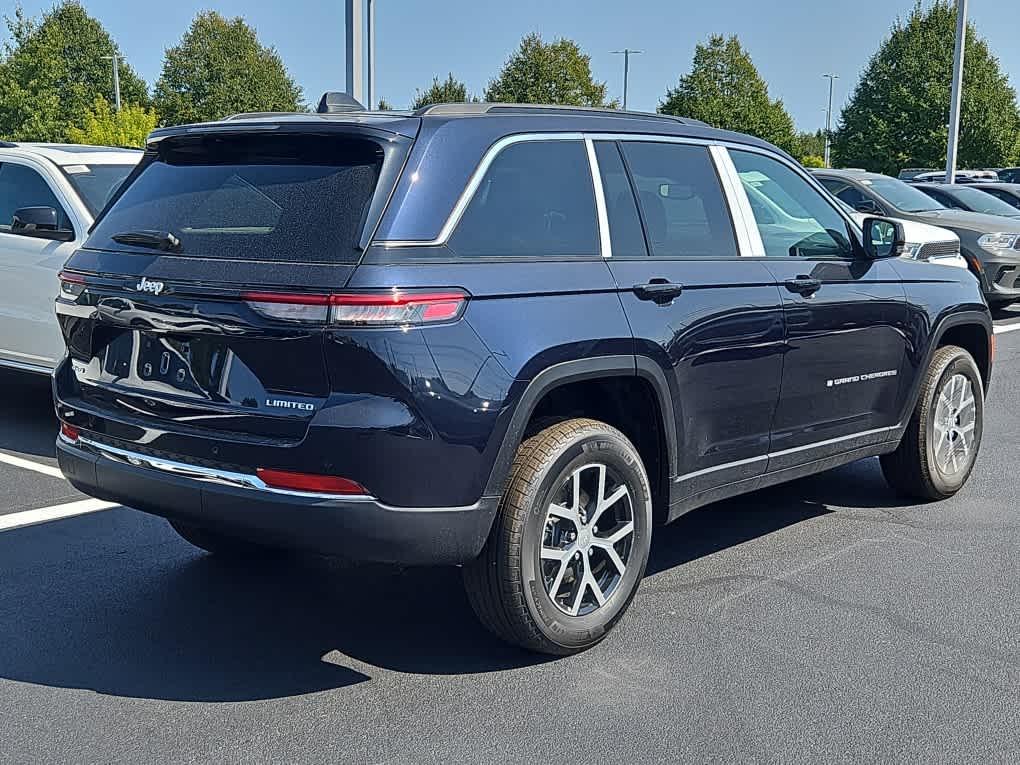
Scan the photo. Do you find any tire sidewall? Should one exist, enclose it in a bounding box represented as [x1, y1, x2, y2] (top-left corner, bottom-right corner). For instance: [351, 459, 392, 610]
[518, 428, 652, 651]
[923, 351, 983, 495]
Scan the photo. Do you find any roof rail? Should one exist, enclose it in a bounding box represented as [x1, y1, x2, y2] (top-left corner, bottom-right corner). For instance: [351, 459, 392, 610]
[0, 140, 17, 148]
[221, 111, 300, 121]
[412, 102, 708, 126]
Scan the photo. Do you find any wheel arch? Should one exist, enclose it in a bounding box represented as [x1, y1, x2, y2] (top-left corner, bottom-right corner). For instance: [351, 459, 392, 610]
[483, 356, 677, 515]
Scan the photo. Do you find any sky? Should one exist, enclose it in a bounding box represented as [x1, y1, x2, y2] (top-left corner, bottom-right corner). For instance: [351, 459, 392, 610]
[4, 0, 1019, 132]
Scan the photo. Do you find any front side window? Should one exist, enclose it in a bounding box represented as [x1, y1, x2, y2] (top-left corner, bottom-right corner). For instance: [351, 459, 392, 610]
[0, 163, 70, 233]
[731, 150, 853, 259]
[449, 140, 598, 257]
[619, 142, 736, 258]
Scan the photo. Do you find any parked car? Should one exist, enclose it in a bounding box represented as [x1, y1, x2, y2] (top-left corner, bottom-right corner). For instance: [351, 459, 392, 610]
[898, 168, 939, 181]
[55, 101, 993, 655]
[969, 182, 1020, 212]
[0, 141, 141, 373]
[997, 168, 1020, 183]
[814, 169, 1020, 307]
[832, 198, 967, 269]
[910, 169, 1001, 184]
[913, 182, 1020, 219]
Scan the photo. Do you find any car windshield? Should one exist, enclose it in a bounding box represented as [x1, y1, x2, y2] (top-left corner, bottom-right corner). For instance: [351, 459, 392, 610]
[865, 178, 945, 212]
[948, 186, 1020, 216]
[62, 164, 137, 215]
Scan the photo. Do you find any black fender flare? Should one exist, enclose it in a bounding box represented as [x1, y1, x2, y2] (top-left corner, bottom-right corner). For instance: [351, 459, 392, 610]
[898, 308, 993, 427]
[482, 355, 677, 497]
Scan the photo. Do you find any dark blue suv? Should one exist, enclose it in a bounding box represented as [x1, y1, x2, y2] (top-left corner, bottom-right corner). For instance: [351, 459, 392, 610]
[54, 102, 993, 654]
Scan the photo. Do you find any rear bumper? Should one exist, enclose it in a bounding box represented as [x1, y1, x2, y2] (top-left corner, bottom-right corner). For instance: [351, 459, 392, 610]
[57, 437, 498, 565]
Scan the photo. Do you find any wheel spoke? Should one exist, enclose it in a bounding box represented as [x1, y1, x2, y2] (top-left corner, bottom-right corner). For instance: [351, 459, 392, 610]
[567, 574, 587, 616]
[604, 520, 635, 545]
[548, 503, 576, 523]
[541, 543, 573, 561]
[547, 554, 573, 598]
[591, 483, 628, 528]
[593, 540, 627, 574]
[587, 570, 607, 607]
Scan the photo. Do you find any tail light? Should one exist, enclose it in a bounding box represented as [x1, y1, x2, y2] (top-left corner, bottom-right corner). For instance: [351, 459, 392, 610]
[58, 271, 86, 298]
[59, 422, 80, 444]
[256, 468, 368, 496]
[242, 289, 469, 326]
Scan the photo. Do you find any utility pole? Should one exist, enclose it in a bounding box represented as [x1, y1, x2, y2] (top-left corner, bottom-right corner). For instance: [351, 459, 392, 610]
[822, 73, 839, 168]
[104, 53, 121, 111]
[611, 49, 643, 110]
[367, 0, 375, 109]
[345, 0, 365, 104]
[946, 0, 968, 184]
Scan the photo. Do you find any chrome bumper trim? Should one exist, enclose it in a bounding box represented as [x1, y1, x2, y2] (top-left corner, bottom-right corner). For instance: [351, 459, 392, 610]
[73, 435, 377, 501]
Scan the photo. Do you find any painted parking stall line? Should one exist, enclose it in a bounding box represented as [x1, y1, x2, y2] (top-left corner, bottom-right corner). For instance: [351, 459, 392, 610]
[0, 498, 118, 532]
[993, 322, 1020, 335]
[0, 450, 64, 479]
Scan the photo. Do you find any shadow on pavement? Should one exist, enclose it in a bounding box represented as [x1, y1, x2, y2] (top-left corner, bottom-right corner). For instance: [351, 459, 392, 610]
[0, 368, 57, 458]
[0, 457, 903, 701]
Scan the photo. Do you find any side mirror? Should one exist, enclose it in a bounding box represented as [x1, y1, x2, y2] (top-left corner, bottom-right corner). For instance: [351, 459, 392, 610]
[862, 216, 905, 259]
[854, 198, 882, 214]
[11, 206, 74, 242]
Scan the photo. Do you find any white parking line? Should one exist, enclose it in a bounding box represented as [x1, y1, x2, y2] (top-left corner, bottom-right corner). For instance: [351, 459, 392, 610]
[0, 498, 118, 532]
[994, 323, 1020, 335]
[0, 450, 64, 479]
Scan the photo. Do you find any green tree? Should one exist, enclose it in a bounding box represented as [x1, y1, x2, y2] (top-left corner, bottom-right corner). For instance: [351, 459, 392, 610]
[412, 73, 476, 110]
[834, 1, 1020, 174]
[66, 96, 157, 148]
[792, 130, 826, 161]
[153, 11, 303, 125]
[660, 35, 795, 153]
[800, 155, 825, 168]
[485, 33, 614, 107]
[377, 98, 393, 110]
[0, 2, 148, 142]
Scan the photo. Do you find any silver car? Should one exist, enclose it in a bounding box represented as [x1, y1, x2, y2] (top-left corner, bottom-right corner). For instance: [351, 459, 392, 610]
[0, 142, 141, 373]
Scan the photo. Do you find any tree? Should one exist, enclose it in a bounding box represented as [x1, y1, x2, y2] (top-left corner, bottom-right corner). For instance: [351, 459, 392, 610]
[0, 2, 148, 142]
[660, 35, 796, 153]
[485, 33, 614, 107]
[412, 73, 476, 110]
[66, 97, 157, 148]
[792, 130, 826, 161]
[377, 98, 393, 110]
[800, 155, 825, 168]
[834, 1, 1020, 174]
[153, 11, 303, 125]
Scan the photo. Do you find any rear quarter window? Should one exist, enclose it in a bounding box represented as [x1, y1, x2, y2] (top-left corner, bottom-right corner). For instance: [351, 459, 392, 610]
[87, 134, 385, 263]
[447, 140, 599, 258]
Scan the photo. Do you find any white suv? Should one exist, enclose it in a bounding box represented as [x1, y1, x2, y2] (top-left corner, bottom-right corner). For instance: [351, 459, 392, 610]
[0, 142, 141, 373]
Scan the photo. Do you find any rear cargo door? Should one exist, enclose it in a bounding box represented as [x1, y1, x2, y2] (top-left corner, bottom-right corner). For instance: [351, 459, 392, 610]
[57, 126, 413, 443]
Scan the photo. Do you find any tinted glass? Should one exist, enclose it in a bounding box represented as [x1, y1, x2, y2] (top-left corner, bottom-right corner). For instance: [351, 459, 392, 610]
[0, 163, 70, 233]
[89, 134, 383, 263]
[921, 187, 961, 209]
[946, 186, 1020, 216]
[594, 142, 647, 257]
[982, 188, 1020, 210]
[449, 140, 598, 257]
[1000, 169, 1020, 183]
[619, 142, 735, 258]
[731, 150, 853, 259]
[63, 164, 136, 215]
[865, 178, 943, 212]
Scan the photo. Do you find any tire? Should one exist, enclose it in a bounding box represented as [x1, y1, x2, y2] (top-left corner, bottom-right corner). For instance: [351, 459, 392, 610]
[463, 418, 653, 655]
[880, 345, 983, 500]
[168, 519, 280, 559]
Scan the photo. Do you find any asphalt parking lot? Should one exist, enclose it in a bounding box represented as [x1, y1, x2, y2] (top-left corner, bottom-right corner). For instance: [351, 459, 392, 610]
[2, 311, 1020, 763]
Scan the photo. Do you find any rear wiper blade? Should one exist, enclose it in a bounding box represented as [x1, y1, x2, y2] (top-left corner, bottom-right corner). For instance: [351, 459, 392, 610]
[111, 230, 182, 252]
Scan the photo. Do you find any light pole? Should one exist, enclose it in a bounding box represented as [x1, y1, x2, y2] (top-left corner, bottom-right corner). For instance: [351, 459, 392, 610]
[345, 0, 365, 104]
[611, 49, 642, 110]
[822, 73, 839, 168]
[103, 53, 121, 111]
[367, 0, 375, 109]
[945, 0, 968, 184]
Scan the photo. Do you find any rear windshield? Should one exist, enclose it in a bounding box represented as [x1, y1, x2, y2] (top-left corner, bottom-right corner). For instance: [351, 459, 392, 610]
[88, 134, 384, 263]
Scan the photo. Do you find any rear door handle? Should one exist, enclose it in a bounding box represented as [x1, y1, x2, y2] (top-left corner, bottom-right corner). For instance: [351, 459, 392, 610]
[633, 280, 684, 304]
[784, 277, 822, 296]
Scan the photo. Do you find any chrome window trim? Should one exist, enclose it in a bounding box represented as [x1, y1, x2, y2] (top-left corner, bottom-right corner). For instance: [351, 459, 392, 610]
[380, 132, 586, 249]
[584, 137, 612, 258]
[709, 144, 764, 258]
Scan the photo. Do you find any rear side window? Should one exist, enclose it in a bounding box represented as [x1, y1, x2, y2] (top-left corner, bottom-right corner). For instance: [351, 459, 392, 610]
[448, 140, 598, 257]
[88, 134, 384, 263]
[619, 142, 736, 258]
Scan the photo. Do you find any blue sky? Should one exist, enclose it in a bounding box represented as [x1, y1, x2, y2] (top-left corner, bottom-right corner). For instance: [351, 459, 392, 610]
[5, 0, 1019, 131]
